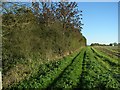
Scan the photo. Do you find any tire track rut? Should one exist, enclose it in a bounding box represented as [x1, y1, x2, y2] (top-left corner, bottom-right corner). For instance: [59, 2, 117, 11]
[47, 51, 81, 89]
[78, 50, 86, 89]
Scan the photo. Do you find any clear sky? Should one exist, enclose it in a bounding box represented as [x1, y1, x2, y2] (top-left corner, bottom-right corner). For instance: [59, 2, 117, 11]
[78, 2, 118, 45]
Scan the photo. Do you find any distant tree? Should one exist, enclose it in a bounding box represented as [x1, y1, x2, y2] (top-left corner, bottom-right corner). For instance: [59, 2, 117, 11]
[56, 2, 83, 31]
[41, 2, 57, 26]
[32, 2, 40, 17]
[32, 2, 57, 26]
[113, 42, 117, 46]
[118, 43, 120, 46]
[109, 43, 113, 46]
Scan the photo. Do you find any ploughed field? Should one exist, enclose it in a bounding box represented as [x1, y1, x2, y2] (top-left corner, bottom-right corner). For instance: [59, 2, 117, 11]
[10, 46, 120, 89]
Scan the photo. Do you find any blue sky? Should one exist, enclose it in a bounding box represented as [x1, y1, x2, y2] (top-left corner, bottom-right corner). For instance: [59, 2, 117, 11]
[78, 2, 118, 45]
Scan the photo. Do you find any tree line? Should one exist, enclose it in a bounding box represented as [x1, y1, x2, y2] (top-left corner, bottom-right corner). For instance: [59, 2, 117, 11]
[90, 43, 120, 46]
[2, 2, 83, 32]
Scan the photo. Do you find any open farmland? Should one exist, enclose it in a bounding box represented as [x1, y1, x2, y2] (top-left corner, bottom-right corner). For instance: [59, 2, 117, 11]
[93, 46, 120, 59]
[7, 46, 119, 89]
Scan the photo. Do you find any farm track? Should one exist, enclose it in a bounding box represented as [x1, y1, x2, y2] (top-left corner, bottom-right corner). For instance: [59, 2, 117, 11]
[78, 50, 86, 89]
[47, 50, 81, 89]
[10, 49, 82, 89]
[50, 48, 86, 88]
[8, 47, 120, 89]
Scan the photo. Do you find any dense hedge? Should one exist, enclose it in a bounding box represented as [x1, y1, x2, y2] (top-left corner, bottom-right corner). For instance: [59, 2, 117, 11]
[2, 3, 86, 73]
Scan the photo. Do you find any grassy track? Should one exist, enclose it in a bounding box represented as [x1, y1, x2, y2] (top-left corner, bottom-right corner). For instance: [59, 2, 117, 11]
[10, 49, 81, 89]
[8, 47, 120, 89]
[50, 48, 86, 88]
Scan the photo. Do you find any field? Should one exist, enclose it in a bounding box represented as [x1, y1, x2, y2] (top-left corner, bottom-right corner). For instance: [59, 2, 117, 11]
[2, 2, 119, 90]
[7, 46, 119, 89]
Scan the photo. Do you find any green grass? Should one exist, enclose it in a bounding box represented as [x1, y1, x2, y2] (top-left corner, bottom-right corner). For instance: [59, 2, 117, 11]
[10, 49, 81, 89]
[91, 47, 119, 66]
[4, 47, 120, 89]
[79, 47, 120, 89]
[52, 48, 86, 88]
[93, 46, 119, 59]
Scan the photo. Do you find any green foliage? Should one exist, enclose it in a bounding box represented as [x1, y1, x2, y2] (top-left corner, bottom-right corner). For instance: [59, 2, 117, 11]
[10, 50, 80, 89]
[9, 47, 120, 89]
[2, 2, 86, 74]
[3, 46, 120, 89]
[2, 2, 120, 90]
[53, 48, 86, 88]
[91, 47, 119, 66]
[79, 47, 120, 89]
